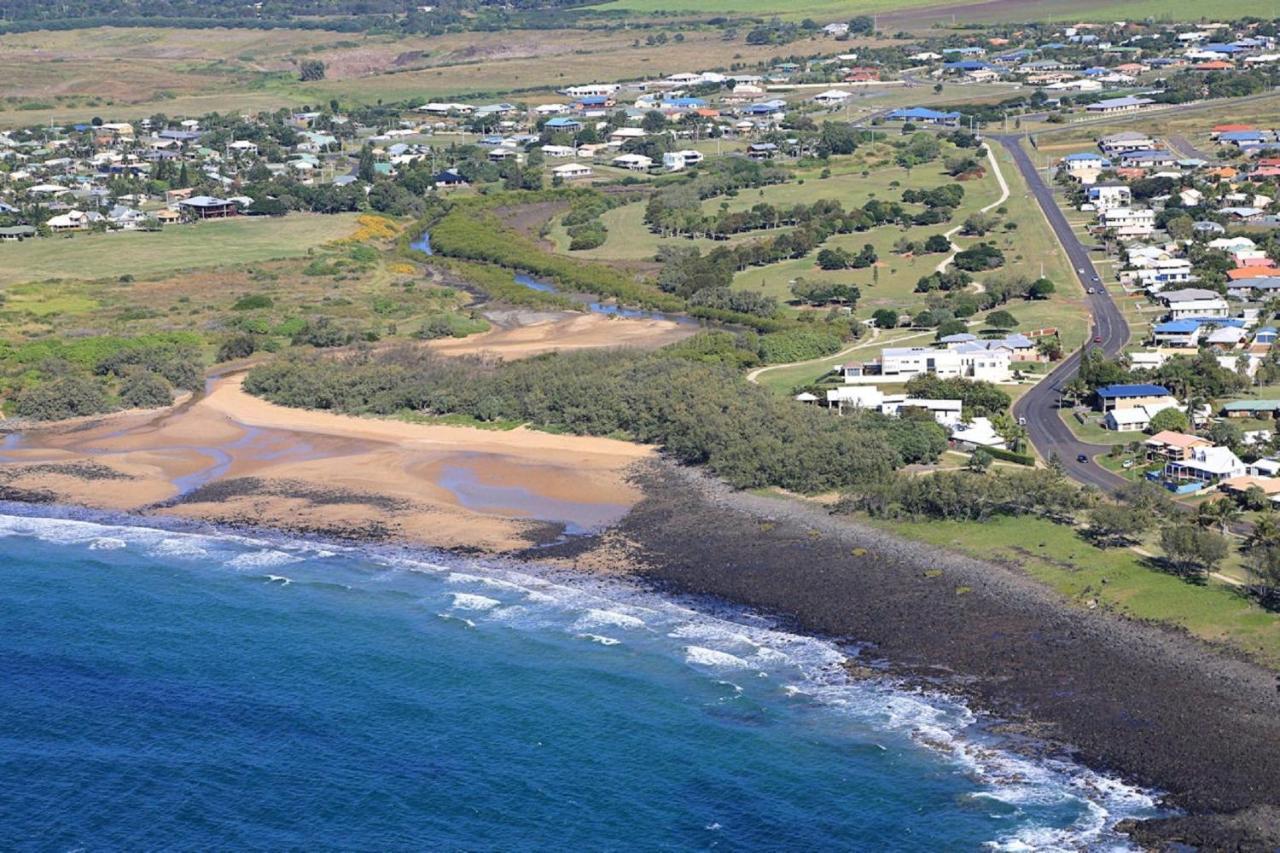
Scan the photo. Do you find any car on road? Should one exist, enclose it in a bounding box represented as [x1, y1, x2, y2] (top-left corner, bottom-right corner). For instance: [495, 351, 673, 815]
[1092, 275, 1100, 283]
[1077, 267, 1085, 274]
[1094, 335, 1102, 343]
[1086, 288, 1095, 294]
[1076, 453, 1089, 464]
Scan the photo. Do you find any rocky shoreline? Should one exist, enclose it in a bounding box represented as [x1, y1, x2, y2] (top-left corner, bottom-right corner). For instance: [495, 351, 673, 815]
[540, 460, 1280, 850]
[7, 446, 1280, 847]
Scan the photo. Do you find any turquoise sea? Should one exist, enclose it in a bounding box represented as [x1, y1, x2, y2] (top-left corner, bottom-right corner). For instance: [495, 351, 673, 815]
[0, 512, 1164, 850]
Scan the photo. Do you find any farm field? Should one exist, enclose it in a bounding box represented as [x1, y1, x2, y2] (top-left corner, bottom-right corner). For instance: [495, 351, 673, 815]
[0, 214, 361, 287]
[0, 25, 813, 128]
[590, 0, 1274, 25]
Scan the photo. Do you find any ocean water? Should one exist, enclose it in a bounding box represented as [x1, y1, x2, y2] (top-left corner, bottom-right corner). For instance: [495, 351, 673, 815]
[0, 513, 1165, 850]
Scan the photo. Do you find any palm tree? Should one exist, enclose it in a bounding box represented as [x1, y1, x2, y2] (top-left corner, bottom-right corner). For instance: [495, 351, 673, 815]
[1198, 498, 1242, 536]
[1247, 514, 1280, 553]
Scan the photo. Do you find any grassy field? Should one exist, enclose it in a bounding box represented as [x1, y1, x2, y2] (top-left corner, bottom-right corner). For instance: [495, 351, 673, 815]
[0, 25, 812, 128]
[590, 0, 1274, 24]
[0, 215, 360, 288]
[875, 513, 1280, 668]
[0, 213, 492, 351]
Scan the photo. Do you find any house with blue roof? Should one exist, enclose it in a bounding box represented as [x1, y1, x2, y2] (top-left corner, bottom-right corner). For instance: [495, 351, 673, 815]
[885, 107, 962, 126]
[1062, 151, 1110, 171]
[1202, 43, 1243, 55]
[1152, 319, 1203, 348]
[1096, 384, 1174, 412]
[545, 117, 584, 132]
[943, 60, 997, 73]
[1256, 327, 1278, 346]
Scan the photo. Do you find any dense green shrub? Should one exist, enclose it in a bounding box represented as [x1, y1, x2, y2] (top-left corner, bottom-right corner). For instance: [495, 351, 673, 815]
[232, 294, 274, 311]
[244, 347, 947, 493]
[217, 334, 259, 363]
[15, 375, 112, 421]
[120, 370, 174, 409]
[758, 328, 843, 364]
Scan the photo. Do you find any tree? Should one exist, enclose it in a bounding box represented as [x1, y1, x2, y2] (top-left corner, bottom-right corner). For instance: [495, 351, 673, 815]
[357, 143, 377, 183]
[1029, 278, 1056, 299]
[1160, 524, 1228, 580]
[299, 60, 326, 82]
[923, 234, 952, 254]
[1087, 503, 1150, 548]
[936, 319, 968, 340]
[987, 310, 1018, 329]
[1148, 407, 1189, 434]
[818, 122, 859, 156]
[872, 308, 899, 329]
[1196, 498, 1241, 536]
[968, 449, 993, 472]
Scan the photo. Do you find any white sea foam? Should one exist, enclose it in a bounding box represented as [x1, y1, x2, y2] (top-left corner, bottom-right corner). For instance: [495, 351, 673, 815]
[577, 633, 621, 646]
[265, 575, 291, 586]
[573, 608, 646, 631]
[89, 537, 127, 551]
[226, 549, 303, 571]
[684, 646, 752, 670]
[449, 592, 500, 611]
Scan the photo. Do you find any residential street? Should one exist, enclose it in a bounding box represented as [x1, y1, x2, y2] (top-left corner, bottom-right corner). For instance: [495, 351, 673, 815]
[991, 134, 1130, 492]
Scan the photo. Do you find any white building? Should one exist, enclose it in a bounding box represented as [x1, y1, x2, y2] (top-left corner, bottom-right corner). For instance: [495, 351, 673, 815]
[662, 149, 705, 171]
[825, 386, 963, 427]
[552, 162, 593, 180]
[842, 346, 1011, 384]
[610, 153, 653, 172]
[1098, 207, 1156, 238]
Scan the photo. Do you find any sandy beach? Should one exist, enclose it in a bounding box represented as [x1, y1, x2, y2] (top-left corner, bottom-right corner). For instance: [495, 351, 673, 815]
[0, 376, 651, 552]
[427, 310, 693, 359]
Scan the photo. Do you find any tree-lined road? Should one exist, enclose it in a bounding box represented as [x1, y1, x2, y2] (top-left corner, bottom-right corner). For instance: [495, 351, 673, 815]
[991, 134, 1130, 493]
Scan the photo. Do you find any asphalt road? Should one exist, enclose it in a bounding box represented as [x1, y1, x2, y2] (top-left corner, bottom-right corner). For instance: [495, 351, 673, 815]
[991, 134, 1130, 493]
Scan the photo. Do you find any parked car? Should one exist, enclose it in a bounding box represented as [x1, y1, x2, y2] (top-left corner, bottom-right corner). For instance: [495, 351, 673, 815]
[1122, 460, 1135, 469]
[1076, 453, 1089, 463]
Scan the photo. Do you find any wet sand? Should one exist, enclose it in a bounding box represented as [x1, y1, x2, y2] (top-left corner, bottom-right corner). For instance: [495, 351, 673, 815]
[0, 376, 650, 552]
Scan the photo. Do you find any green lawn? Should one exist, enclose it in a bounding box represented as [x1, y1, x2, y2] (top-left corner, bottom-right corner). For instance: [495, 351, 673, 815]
[0, 214, 360, 288]
[874, 513, 1280, 668]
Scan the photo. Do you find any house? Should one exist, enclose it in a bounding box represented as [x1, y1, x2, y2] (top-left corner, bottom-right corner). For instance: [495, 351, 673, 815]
[1219, 476, 1280, 504]
[433, 169, 467, 188]
[177, 196, 237, 219]
[544, 117, 584, 133]
[662, 150, 704, 171]
[950, 417, 1007, 451]
[1062, 152, 1110, 172]
[1146, 430, 1212, 461]
[1087, 96, 1155, 114]
[46, 210, 99, 232]
[1099, 131, 1156, 155]
[611, 153, 653, 172]
[1098, 207, 1155, 238]
[1228, 276, 1280, 299]
[551, 162, 593, 181]
[852, 346, 1011, 383]
[0, 225, 36, 241]
[1116, 149, 1178, 169]
[608, 127, 647, 146]
[1096, 383, 1174, 412]
[884, 107, 963, 127]
[812, 89, 852, 105]
[1151, 319, 1203, 347]
[1164, 446, 1247, 487]
[825, 386, 963, 426]
[540, 144, 577, 158]
[1104, 406, 1160, 431]
[1222, 399, 1280, 419]
[1158, 288, 1229, 319]
[1087, 182, 1132, 211]
[747, 143, 778, 160]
